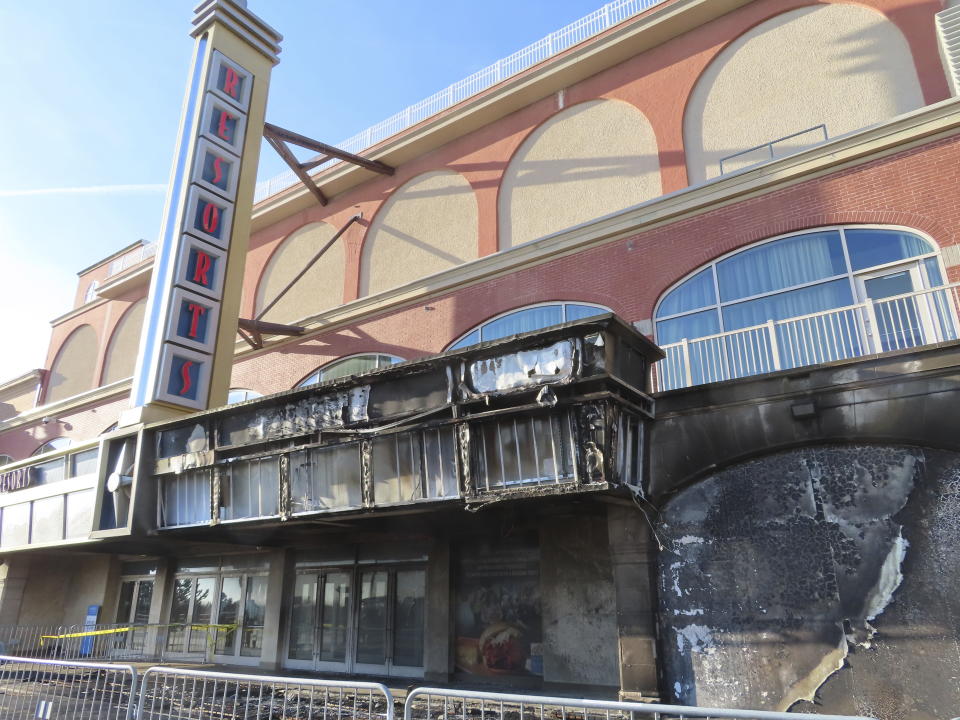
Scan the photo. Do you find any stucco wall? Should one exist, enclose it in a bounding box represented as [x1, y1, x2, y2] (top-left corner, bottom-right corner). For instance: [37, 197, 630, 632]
[684, 3, 925, 183]
[101, 299, 146, 385]
[256, 222, 345, 323]
[360, 171, 478, 297]
[46, 325, 98, 404]
[499, 100, 661, 250]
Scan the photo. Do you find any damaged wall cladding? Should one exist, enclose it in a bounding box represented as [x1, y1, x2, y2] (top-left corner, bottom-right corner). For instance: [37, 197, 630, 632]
[146, 316, 661, 528]
[657, 444, 960, 720]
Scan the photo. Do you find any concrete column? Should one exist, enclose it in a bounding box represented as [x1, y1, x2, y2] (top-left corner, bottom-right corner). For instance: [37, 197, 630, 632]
[424, 538, 451, 682]
[0, 557, 30, 625]
[148, 557, 176, 659]
[607, 504, 660, 700]
[259, 548, 292, 671]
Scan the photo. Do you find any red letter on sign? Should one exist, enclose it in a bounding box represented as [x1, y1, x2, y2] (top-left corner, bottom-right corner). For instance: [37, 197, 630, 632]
[212, 156, 224, 185]
[186, 303, 207, 339]
[217, 110, 234, 142]
[202, 203, 220, 234]
[192, 250, 212, 286]
[178, 361, 194, 396]
[223, 67, 240, 98]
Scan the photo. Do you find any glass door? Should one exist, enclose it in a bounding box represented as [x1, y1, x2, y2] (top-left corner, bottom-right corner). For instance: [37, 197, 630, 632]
[285, 565, 425, 677]
[165, 575, 216, 660]
[855, 263, 932, 351]
[211, 573, 268, 666]
[114, 578, 153, 657]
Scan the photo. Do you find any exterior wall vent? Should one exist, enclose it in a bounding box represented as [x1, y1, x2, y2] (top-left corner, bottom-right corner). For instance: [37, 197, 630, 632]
[937, 6, 960, 97]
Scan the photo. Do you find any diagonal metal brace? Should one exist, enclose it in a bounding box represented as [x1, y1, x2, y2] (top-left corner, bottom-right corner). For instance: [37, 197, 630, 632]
[262, 123, 394, 206]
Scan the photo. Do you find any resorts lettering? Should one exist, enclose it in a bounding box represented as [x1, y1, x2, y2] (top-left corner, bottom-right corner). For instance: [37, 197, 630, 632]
[0, 466, 30, 493]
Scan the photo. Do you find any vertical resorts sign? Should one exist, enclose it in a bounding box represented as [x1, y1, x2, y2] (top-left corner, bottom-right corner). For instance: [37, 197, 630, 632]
[130, 1, 280, 415]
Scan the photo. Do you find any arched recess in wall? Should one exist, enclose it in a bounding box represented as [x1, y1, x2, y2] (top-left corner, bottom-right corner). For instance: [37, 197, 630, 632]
[359, 170, 478, 297]
[499, 99, 661, 250]
[101, 299, 146, 385]
[45, 325, 98, 403]
[683, 3, 924, 184]
[256, 221, 345, 324]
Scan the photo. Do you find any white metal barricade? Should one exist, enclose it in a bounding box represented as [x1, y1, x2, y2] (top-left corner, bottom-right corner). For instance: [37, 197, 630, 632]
[136, 665, 395, 720]
[0, 654, 138, 719]
[404, 687, 878, 720]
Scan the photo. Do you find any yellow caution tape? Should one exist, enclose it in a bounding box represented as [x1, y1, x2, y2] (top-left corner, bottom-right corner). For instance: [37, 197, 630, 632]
[39, 623, 238, 646]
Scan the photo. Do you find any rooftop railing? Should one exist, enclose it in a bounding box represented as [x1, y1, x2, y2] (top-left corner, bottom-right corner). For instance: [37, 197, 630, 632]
[253, 0, 667, 204]
[108, 242, 157, 278]
[653, 283, 960, 392]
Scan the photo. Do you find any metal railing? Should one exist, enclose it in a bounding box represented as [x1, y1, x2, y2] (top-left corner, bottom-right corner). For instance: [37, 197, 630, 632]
[404, 687, 877, 720]
[654, 283, 960, 391]
[718, 124, 828, 175]
[107, 243, 156, 277]
[253, 0, 667, 203]
[136, 666, 395, 720]
[0, 655, 138, 719]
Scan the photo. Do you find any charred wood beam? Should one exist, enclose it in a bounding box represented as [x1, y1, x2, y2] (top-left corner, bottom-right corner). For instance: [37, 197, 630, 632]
[254, 214, 362, 322]
[264, 132, 328, 206]
[263, 122, 394, 176]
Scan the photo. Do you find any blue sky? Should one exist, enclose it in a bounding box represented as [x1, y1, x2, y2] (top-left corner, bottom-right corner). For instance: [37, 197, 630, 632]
[0, 1, 608, 382]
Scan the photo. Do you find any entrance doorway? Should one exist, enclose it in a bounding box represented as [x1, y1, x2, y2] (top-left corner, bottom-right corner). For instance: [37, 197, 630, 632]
[114, 577, 153, 657]
[285, 565, 425, 677]
[165, 571, 268, 665]
[854, 261, 953, 352]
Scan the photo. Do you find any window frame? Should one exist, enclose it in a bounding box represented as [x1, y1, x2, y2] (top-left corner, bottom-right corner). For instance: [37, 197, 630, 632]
[653, 225, 945, 344]
[295, 353, 404, 389]
[445, 301, 611, 351]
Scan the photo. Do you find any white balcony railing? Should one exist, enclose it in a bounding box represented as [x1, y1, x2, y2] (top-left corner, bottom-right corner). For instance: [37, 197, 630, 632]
[253, 0, 668, 204]
[107, 242, 156, 277]
[653, 283, 960, 392]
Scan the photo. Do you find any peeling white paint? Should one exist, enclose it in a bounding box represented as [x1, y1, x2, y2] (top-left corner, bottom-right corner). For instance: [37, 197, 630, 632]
[469, 340, 575, 393]
[865, 530, 909, 622]
[675, 624, 715, 654]
[674, 608, 704, 616]
[677, 535, 705, 545]
[670, 561, 683, 597]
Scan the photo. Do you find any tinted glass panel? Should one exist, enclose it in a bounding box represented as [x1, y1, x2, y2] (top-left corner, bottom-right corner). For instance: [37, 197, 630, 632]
[290, 445, 362, 513]
[222, 456, 279, 520]
[241, 576, 267, 657]
[356, 570, 388, 665]
[65, 489, 95, 538]
[482, 306, 563, 343]
[722, 279, 853, 331]
[216, 577, 242, 655]
[320, 572, 351, 663]
[717, 231, 845, 302]
[189, 578, 216, 653]
[167, 578, 192, 652]
[71, 448, 99, 477]
[845, 229, 931, 271]
[288, 574, 317, 660]
[116, 581, 136, 624]
[448, 330, 480, 351]
[393, 569, 425, 667]
[31, 496, 64, 544]
[134, 582, 153, 624]
[565, 304, 606, 321]
[924, 257, 944, 286]
[656, 268, 717, 317]
[0, 503, 29, 547]
[655, 309, 721, 345]
[31, 458, 65, 486]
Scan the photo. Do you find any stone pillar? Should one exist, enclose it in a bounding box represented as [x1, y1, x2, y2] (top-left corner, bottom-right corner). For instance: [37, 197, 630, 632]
[260, 548, 291, 671]
[607, 504, 660, 700]
[0, 557, 30, 625]
[424, 539, 451, 682]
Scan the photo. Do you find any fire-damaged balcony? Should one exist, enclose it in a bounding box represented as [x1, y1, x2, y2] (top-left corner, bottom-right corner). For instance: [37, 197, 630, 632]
[145, 315, 661, 536]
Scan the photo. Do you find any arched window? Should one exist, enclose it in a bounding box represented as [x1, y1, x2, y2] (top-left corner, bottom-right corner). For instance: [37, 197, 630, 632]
[84, 280, 99, 303]
[654, 226, 950, 389]
[0, 454, 13, 467]
[32, 437, 72, 456]
[227, 388, 264, 404]
[296, 354, 404, 388]
[447, 302, 609, 350]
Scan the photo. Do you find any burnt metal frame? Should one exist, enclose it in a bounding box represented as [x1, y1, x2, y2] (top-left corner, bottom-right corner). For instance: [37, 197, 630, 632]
[262, 122, 394, 207]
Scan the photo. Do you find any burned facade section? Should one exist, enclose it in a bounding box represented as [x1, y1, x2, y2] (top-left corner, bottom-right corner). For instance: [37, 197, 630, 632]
[146, 316, 661, 531]
[656, 444, 960, 718]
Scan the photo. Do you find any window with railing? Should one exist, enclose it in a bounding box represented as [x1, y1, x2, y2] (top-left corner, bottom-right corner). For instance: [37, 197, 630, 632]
[654, 227, 953, 390]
